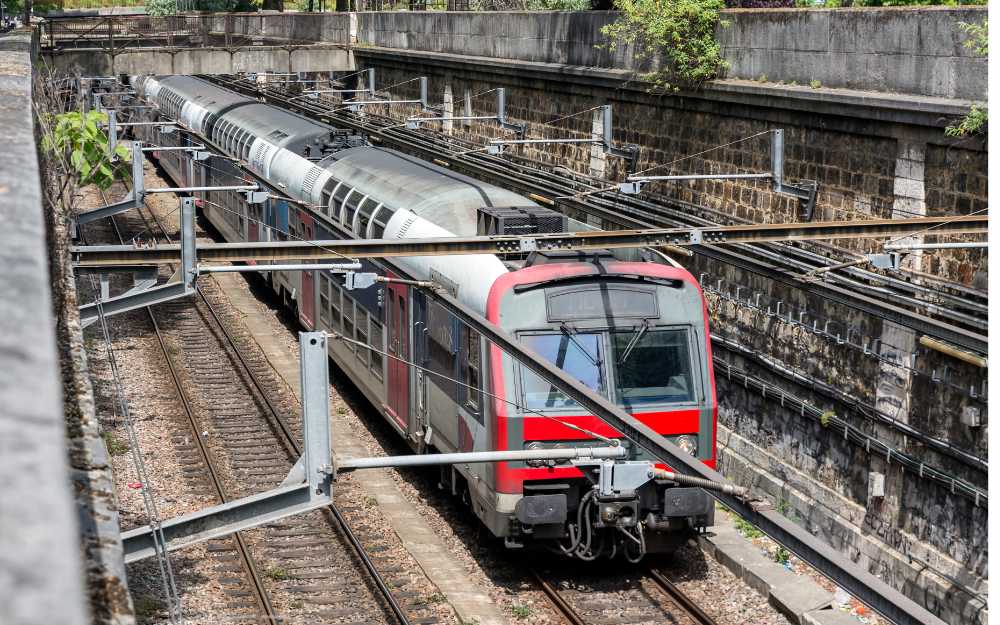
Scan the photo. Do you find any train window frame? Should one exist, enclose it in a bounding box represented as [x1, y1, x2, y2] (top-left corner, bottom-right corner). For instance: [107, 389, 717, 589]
[370, 318, 384, 381]
[329, 281, 342, 331]
[320, 179, 339, 219]
[356, 309, 370, 367]
[340, 188, 357, 227]
[355, 195, 374, 235]
[370, 203, 389, 238]
[608, 325, 702, 409]
[342, 190, 359, 232]
[464, 329, 483, 420]
[319, 275, 331, 325]
[516, 329, 609, 411]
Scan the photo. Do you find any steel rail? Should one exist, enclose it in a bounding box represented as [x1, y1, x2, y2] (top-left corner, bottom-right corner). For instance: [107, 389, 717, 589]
[646, 568, 718, 625]
[95, 193, 279, 625]
[529, 569, 588, 625]
[227, 77, 988, 343]
[134, 180, 414, 625]
[71, 214, 988, 264]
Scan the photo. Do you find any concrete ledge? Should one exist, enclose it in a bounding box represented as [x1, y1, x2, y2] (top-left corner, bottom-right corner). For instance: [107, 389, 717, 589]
[0, 29, 88, 625]
[42, 43, 354, 76]
[700, 515, 835, 625]
[353, 45, 976, 131]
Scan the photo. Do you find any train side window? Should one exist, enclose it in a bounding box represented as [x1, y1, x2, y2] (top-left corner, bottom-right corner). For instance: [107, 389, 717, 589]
[332, 183, 351, 223]
[342, 190, 359, 232]
[356, 310, 370, 367]
[370, 319, 384, 380]
[465, 329, 482, 417]
[329, 283, 342, 330]
[370, 204, 388, 238]
[319, 276, 331, 325]
[356, 196, 374, 235]
[320, 179, 339, 219]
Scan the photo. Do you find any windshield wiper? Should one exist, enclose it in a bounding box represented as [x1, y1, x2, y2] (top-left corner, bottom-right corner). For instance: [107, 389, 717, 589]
[559, 323, 602, 368]
[617, 321, 649, 365]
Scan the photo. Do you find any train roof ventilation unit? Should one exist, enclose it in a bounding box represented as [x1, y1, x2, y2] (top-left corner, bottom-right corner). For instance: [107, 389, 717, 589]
[477, 205, 568, 238]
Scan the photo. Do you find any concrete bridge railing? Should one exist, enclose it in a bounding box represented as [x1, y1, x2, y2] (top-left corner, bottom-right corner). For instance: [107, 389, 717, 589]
[352, 7, 987, 101]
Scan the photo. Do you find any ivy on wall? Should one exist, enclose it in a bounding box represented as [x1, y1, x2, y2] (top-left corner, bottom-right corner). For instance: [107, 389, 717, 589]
[600, 0, 729, 93]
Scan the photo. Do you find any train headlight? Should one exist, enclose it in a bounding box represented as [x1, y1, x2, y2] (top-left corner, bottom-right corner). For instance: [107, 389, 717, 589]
[671, 435, 698, 457]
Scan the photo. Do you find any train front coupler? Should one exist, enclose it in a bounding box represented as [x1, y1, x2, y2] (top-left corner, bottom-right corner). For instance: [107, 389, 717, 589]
[571, 459, 717, 558]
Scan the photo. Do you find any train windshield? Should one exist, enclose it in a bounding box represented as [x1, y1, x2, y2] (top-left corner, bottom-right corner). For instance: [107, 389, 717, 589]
[520, 331, 607, 409]
[518, 328, 695, 410]
[612, 328, 695, 407]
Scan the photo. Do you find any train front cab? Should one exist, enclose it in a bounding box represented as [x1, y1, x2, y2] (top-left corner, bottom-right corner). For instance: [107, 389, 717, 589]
[483, 253, 718, 555]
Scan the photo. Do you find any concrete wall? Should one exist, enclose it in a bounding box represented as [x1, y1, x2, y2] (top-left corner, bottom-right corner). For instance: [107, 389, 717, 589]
[44, 44, 353, 76]
[353, 8, 987, 100]
[0, 29, 89, 625]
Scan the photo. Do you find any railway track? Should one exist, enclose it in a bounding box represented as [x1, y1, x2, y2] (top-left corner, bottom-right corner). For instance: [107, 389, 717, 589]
[532, 566, 719, 625]
[85, 178, 423, 625]
[205, 74, 987, 354]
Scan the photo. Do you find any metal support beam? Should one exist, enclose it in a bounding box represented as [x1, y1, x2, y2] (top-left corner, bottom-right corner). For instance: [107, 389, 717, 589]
[198, 262, 363, 274]
[73, 140, 144, 234]
[345, 76, 431, 114]
[71, 215, 989, 267]
[885, 241, 988, 251]
[301, 332, 333, 498]
[122, 482, 320, 563]
[78, 197, 197, 328]
[488, 104, 635, 170]
[338, 446, 627, 471]
[406, 88, 525, 138]
[122, 331, 334, 563]
[770, 129, 819, 221]
[622, 130, 816, 217]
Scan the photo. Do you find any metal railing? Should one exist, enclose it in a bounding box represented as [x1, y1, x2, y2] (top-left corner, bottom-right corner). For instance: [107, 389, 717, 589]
[40, 13, 345, 50]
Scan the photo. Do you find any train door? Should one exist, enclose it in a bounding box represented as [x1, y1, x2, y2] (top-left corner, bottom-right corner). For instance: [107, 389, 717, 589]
[385, 277, 409, 432]
[411, 292, 429, 445]
[298, 211, 316, 329]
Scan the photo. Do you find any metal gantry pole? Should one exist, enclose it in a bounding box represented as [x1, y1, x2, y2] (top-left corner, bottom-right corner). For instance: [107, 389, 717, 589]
[300, 332, 333, 499]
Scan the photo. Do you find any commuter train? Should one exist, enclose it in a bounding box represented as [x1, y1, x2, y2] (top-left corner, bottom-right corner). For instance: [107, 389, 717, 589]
[127, 75, 718, 560]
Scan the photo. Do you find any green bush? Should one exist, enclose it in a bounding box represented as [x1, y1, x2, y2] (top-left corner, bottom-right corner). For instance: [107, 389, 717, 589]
[41, 110, 131, 191]
[601, 0, 729, 93]
[946, 20, 987, 137]
[146, 0, 177, 15]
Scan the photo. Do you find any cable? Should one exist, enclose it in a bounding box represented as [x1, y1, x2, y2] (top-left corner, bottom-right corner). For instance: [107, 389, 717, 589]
[542, 105, 604, 128]
[885, 206, 989, 245]
[631, 129, 774, 177]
